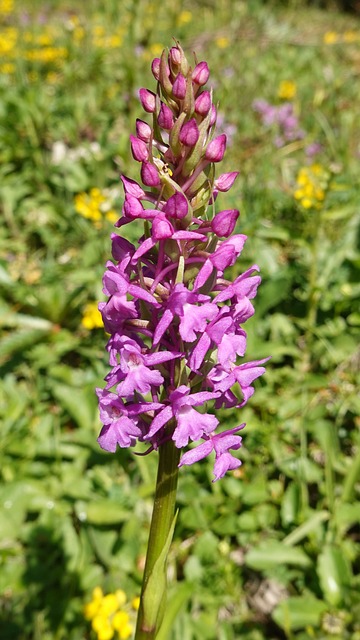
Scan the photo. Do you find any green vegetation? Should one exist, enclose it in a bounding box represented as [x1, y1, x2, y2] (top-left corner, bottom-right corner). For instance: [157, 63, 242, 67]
[0, 1, 359, 639]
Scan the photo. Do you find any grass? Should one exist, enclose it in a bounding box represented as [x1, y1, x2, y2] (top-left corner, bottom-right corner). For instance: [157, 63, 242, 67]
[0, 1, 359, 639]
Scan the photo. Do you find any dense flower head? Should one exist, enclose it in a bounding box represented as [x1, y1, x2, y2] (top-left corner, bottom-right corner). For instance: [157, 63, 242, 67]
[84, 587, 139, 640]
[97, 42, 268, 481]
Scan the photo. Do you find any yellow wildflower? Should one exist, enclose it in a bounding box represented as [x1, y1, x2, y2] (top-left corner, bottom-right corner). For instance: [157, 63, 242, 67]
[294, 164, 329, 210]
[92, 615, 114, 640]
[323, 31, 338, 45]
[215, 36, 230, 49]
[0, 62, 15, 74]
[0, 27, 18, 55]
[81, 303, 103, 330]
[84, 587, 104, 619]
[131, 596, 140, 611]
[84, 587, 138, 640]
[343, 30, 358, 42]
[74, 188, 118, 228]
[149, 43, 164, 58]
[0, 0, 13, 15]
[278, 80, 297, 100]
[177, 10, 192, 26]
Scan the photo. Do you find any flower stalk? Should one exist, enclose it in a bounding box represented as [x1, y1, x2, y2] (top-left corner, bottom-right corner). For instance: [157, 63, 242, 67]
[135, 437, 180, 639]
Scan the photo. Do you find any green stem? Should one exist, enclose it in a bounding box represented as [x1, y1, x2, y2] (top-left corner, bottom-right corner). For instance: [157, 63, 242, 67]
[135, 438, 181, 640]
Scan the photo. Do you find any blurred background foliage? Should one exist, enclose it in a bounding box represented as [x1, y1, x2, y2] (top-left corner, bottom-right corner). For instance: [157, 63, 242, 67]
[0, 0, 359, 639]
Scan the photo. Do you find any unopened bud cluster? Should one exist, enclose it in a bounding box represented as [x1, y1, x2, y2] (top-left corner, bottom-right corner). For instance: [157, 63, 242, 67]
[97, 42, 267, 481]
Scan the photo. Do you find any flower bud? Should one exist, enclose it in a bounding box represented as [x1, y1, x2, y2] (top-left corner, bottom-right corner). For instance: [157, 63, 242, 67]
[169, 46, 181, 67]
[192, 61, 209, 86]
[152, 214, 174, 240]
[210, 104, 217, 127]
[211, 209, 239, 237]
[158, 103, 174, 130]
[179, 118, 199, 147]
[136, 119, 152, 143]
[195, 91, 211, 116]
[151, 57, 161, 80]
[214, 172, 239, 192]
[123, 195, 144, 219]
[205, 134, 227, 162]
[121, 175, 145, 199]
[130, 135, 149, 162]
[172, 73, 186, 99]
[164, 192, 189, 219]
[141, 161, 160, 187]
[139, 88, 156, 113]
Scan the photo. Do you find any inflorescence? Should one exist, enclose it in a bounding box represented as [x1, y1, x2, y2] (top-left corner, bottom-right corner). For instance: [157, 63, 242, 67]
[96, 42, 268, 481]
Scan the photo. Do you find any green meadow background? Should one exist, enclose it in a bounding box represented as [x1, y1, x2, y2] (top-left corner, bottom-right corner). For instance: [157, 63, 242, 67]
[0, 0, 359, 638]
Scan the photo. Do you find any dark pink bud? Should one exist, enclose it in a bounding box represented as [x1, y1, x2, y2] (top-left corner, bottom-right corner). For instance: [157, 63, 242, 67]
[158, 103, 174, 130]
[130, 135, 148, 162]
[205, 134, 227, 162]
[152, 214, 174, 240]
[151, 57, 161, 80]
[141, 161, 160, 187]
[215, 172, 239, 192]
[169, 46, 182, 67]
[121, 175, 145, 199]
[172, 73, 186, 99]
[136, 119, 152, 143]
[179, 118, 199, 147]
[164, 192, 188, 219]
[111, 234, 134, 261]
[210, 104, 217, 126]
[192, 61, 209, 86]
[139, 88, 156, 113]
[211, 209, 239, 237]
[195, 91, 211, 116]
[123, 195, 144, 219]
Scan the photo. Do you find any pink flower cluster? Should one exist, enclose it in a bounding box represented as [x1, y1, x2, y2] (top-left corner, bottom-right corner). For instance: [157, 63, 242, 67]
[97, 43, 268, 481]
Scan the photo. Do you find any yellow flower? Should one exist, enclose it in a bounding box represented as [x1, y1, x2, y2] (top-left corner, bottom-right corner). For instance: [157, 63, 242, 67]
[149, 43, 164, 58]
[343, 30, 358, 42]
[131, 596, 140, 611]
[177, 10, 192, 26]
[294, 164, 329, 210]
[278, 80, 297, 100]
[112, 611, 130, 631]
[323, 31, 338, 45]
[215, 36, 230, 49]
[84, 587, 104, 619]
[0, 62, 15, 73]
[0, 0, 13, 15]
[81, 303, 103, 330]
[92, 615, 114, 640]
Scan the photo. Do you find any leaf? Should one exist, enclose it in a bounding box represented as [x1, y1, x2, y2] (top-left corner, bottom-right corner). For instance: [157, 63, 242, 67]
[245, 540, 311, 571]
[272, 594, 327, 631]
[0, 328, 51, 362]
[75, 500, 129, 526]
[317, 544, 352, 606]
[282, 510, 329, 546]
[156, 583, 193, 640]
[141, 511, 178, 633]
[50, 382, 97, 430]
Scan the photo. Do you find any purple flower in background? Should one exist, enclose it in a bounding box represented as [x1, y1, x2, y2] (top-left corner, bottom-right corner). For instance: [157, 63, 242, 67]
[96, 42, 268, 480]
[253, 98, 306, 147]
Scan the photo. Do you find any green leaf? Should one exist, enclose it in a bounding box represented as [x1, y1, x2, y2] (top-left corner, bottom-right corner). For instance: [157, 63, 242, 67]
[50, 382, 97, 430]
[272, 594, 328, 631]
[75, 500, 129, 526]
[317, 544, 352, 606]
[156, 583, 193, 640]
[245, 540, 311, 571]
[141, 511, 178, 633]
